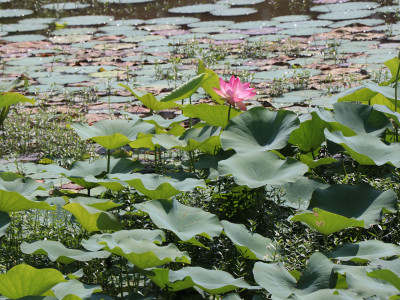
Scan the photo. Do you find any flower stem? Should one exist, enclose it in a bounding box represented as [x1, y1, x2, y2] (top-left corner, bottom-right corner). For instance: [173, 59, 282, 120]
[394, 52, 400, 142]
[227, 104, 232, 124]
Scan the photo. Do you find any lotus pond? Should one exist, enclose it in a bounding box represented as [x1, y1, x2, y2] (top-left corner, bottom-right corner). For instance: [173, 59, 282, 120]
[3, 0, 400, 299]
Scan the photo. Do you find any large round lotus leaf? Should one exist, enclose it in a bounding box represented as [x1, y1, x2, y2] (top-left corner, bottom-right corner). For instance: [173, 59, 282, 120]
[57, 15, 114, 26]
[0, 9, 33, 18]
[307, 183, 396, 228]
[38, 74, 91, 85]
[68, 196, 122, 211]
[0, 265, 67, 298]
[0, 211, 10, 237]
[218, 152, 308, 188]
[182, 103, 241, 128]
[145, 17, 200, 25]
[253, 253, 334, 299]
[311, 1, 380, 12]
[99, 26, 148, 36]
[253, 68, 321, 80]
[326, 240, 400, 263]
[271, 15, 310, 22]
[324, 129, 400, 167]
[220, 107, 299, 153]
[78, 175, 127, 192]
[317, 10, 374, 20]
[19, 17, 55, 24]
[210, 33, 249, 40]
[190, 26, 226, 33]
[51, 280, 102, 300]
[20, 240, 110, 264]
[135, 199, 222, 241]
[42, 2, 90, 10]
[97, 0, 154, 2]
[6, 56, 61, 66]
[336, 40, 379, 53]
[142, 114, 188, 128]
[218, 0, 265, 4]
[112, 172, 206, 199]
[211, 7, 257, 16]
[348, 54, 395, 65]
[72, 119, 155, 149]
[277, 20, 332, 29]
[3, 34, 46, 42]
[0, 190, 55, 213]
[1, 23, 48, 32]
[168, 267, 257, 294]
[152, 126, 221, 153]
[0, 92, 34, 108]
[169, 4, 229, 14]
[221, 220, 278, 261]
[82, 229, 165, 251]
[375, 5, 400, 12]
[189, 20, 235, 28]
[49, 34, 93, 44]
[63, 203, 123, 232]
[228, 20, 277, 29]
[314, 102, 391, 137]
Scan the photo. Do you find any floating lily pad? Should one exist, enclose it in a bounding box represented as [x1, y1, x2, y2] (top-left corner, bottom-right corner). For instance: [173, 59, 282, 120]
[0, 9, 33, 18]
[108, 19, 144, 26]
[188, 20, 235, 28]
[1, 23, 48, 32]
[145, 17, 200, 25]
[3, 34, 46, 42]
[191, 26, 227, 33]
[277, 20, 332, 28]
[375, 5, 400, 13]
[211, 7, 257, 16]
[211, 33, 249, 40]
[279, 27, 331, 36]
[228, 20, 277, 29]
[6, 56, 57, 66]
[57, 15, 114, 26]
[169, 4, 229, 14]
[99, 26, 148, 37]
[311, 1, 380, 12]
[253, 68, 321, 80]
[50, 27, 97, 36]
[271, 15, 310, 22]
[217, 0, 265, 5]
[49, 34, 93, 44]
[19, 17, 55, 25]
[42, 2, 90, 10]
[97, 0, 155, 2]
[38, 74, 91, 85]
[329, 18, 384, 28]
[318, 10, 375, 20]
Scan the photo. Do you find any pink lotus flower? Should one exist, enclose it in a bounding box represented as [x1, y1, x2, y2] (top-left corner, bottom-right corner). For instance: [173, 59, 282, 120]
[212, 75, 256, 111]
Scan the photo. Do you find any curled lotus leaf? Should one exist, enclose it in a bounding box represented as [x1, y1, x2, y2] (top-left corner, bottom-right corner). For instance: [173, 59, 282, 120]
[220, 107, 300, 154]
[50, 280, 102, 300]
[72, 119, 155, 149]
[221, 220, 279, 261]
[0, 211, 10, 237]
[82, 229, 166, 251]
[97, 236, 190, 269]
[20, 240, 111, 264]
[0, 264, 68, 299]
[218, 151, 309, 188]
[63, 203, 123, 232]
[112, 172, 206, 199]
[324, 129, 400, 167]
[66, 196, 122, 211]
[253, 253, 334, 299]
[135, 199, 222, 241]
[0, 189, 55, 213]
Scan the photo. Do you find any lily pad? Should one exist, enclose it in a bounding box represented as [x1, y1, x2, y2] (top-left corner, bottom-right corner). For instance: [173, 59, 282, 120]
[42, 2, 90, 10]
[57, 15, 114, 26]
[311, 1, 380, 12]
[271, 15, 310, 22]
[145, 17, 200, 25]
[97, 0, 154, 2]
[0, 9, 33, 18]
[169, 4, 229, 14]
[38, 75, 91, 86]
[211, 7, 257, 16]
[317, 10, 375, 20]
[3, 34, 46, 42]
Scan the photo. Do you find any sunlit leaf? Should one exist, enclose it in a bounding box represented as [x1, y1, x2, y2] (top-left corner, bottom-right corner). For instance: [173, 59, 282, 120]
[160, 73, 209, 102]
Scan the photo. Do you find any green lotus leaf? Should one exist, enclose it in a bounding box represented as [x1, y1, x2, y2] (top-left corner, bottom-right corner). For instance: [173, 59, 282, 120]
[129, 133, 156, 150]
[98, 236, 190, 269]
[284, 290, 358, 299]
[119, 84, 181, 111]
[373, 104, 400, 127]
[337, 87, 376, 104]
[63, 203, 123, 232]
[253, 252, 335, 299]
[50, 280, 102, 300]
[289, 114, 327, 153]
[325, 129, 400, 167]
[152, 126, 221, 153]
[0, 190, 55, 212]
[0, 177, 49, 196]
[72, 119, 155, 149]
[197, 59, 224, 104]
[182, 103, 241, 128]
[78, 176, 128, 192]
[0, 92, 35, 108]
[194, 150, 235, 180]
[280, 177, 329, 209]
[363, 81, 397, 100]
[82, 229, 165, 251]
[218, 151, 309, 188]
[112, 172, 206, 199]
[299, 154, 337, 169]
[142, 114, 188, 129]
[0, 264, 68, 298]
[0, 211, 10, 237]
[221, 220, 278, 261]
[326, 240, 400, 263]
[291, 208, 365, 235]
[307, 183, 396, 228]
[160, 73, 209, 102]
[367, 269, 400, 291]
[220, 107, 300, 154]
[168, 266, 258, 294]
[314, 102, 391, 137]
[20, 240, 111, 264]
[370, 93, 400, 113]
[380, 56, 400, 86]
[145, 268, 194, 292]
[135, 199, 222, 241]
[67, 196, 122, 211]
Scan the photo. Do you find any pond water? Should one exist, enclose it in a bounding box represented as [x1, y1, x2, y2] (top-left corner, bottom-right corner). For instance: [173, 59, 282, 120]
[0, 0, 399, 116]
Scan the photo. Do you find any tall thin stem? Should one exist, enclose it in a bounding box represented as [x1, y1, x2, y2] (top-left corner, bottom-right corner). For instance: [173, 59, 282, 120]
[107, 149, 111, 173]
[394, 52, 400, 142]
[227, 104, 232, 124]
